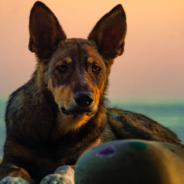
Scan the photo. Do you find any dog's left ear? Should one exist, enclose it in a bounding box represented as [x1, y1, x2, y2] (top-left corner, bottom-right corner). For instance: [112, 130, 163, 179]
[88, 4, 127, 60]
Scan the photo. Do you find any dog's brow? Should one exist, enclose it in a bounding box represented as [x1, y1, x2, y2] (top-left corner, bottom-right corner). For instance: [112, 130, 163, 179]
[55, 58, 72, 66]
[65, 57, 72, 64]
[87, 57, 93, 64]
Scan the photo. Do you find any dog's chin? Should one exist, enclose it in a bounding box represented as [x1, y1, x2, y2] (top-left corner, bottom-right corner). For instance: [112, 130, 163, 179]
[61, 106, 96, 116]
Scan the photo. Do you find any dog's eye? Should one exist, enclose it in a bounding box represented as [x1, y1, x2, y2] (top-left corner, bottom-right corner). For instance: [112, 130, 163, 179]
[92, 66, 101, 73]
[57, 65, 67, 73]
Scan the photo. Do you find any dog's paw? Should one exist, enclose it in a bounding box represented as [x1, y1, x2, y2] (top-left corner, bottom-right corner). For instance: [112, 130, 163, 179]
[40, 166, 74, 184]
[0, 177, 28, 184]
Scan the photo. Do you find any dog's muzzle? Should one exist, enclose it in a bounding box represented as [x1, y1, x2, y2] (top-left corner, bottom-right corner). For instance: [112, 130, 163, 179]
[61, 92, 94, 115]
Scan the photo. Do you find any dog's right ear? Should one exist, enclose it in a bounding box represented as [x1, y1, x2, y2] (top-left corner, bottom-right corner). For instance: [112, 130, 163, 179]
[29, 1, 66, 59]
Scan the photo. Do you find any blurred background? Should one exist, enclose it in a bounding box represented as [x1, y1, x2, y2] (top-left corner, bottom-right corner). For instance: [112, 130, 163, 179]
[0, 0, 184, 157]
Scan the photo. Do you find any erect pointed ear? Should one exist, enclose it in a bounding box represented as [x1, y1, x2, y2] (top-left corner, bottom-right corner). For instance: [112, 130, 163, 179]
[29, 1, 66, 59]
[88, 4, 127, 60]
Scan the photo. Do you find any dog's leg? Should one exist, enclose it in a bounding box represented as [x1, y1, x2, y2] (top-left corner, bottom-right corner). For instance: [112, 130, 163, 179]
[0, 163, 30, 184]
[40, 166, 74, 184]
[0, 177, 28, 184]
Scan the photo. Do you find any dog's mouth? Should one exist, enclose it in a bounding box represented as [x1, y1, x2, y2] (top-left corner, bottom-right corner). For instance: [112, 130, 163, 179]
[61, 106, 94, 116]
[60, 92, 96, 116]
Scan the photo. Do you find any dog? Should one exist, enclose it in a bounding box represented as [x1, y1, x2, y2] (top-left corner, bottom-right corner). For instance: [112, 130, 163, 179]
[0, 1, 183, 184]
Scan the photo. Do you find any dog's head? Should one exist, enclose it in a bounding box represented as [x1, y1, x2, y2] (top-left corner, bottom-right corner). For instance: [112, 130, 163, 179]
[29, 2, 126, 119]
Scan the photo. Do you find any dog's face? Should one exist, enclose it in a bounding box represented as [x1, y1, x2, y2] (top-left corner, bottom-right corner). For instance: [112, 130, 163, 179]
[29, 2, 126, 119]
[47, 39, 107, 116]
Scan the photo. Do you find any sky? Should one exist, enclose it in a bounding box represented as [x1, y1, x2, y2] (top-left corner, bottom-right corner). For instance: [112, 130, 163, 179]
[0, 0, 184, 98]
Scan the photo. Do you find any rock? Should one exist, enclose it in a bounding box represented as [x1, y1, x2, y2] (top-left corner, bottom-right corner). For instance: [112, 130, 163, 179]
[75, 140, 184, 184]
[40, 166, 74, 184]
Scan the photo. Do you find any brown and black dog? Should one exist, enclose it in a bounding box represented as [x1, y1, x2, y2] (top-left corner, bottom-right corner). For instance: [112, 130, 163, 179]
[0, 1, 183, 183]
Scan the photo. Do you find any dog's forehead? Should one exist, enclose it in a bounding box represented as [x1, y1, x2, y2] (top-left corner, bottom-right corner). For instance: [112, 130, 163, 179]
[52, 38, 101, 62]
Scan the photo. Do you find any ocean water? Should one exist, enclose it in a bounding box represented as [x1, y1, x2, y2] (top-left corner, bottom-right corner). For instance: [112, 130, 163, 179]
[0, 97, 184, 157]
[108, 97, 184, 144]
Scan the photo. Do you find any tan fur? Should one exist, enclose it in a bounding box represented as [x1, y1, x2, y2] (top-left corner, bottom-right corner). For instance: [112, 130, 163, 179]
[93, 86, 100, 110]
[8, 168, 30, 182]
[65, 57, 72, 64]
[56, 111, 92, 135]
[37, 62, 45, 86]
[48, 79, 74, 110]
[87, 57, 93, 64]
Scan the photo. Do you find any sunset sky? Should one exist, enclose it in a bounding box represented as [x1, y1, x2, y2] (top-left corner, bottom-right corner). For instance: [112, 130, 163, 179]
[0, 0, 183, 98]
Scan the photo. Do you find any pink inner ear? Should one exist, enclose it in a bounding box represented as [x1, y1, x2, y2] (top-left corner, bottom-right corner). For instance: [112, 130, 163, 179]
[101, 22, 121, 53]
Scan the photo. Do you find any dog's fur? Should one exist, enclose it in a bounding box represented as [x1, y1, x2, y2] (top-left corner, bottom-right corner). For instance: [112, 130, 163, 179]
[0, 1, 183, 183]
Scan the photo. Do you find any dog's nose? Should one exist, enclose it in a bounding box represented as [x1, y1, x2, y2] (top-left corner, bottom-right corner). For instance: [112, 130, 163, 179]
[74, 92, 93, 107]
